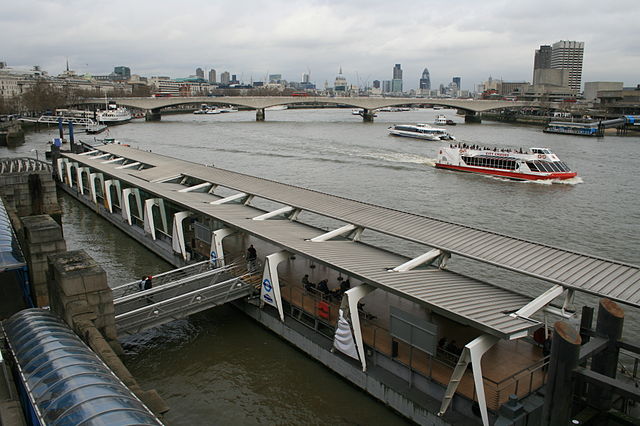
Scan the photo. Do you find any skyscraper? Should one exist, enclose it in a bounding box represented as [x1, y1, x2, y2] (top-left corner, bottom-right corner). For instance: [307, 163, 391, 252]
[534, 45, 552, 70]
[220, 71, 230, 85]
[392, 64, 403, 93]
[208, 69, 216, 84]
[550, 40, 584, 91]
[453, 77, 461, 91]
[196, 67, 204, 79]
[419, 68, 431, 91]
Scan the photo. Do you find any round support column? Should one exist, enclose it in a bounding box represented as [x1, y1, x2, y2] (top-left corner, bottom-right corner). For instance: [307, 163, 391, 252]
[542, 321, 581, 426]
[256, 108, 265, 121]
[362, 109, 375, 122]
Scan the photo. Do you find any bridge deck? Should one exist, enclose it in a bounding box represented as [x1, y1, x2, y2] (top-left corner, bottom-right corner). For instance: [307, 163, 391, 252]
[71, 144, 640, 310]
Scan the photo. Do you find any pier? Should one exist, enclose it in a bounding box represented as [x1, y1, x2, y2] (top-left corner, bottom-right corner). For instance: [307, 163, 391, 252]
[46, 142, 640, 425]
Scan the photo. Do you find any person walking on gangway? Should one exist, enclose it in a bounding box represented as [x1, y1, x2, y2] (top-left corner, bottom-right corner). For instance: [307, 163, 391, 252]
[247, 244, 258, 273]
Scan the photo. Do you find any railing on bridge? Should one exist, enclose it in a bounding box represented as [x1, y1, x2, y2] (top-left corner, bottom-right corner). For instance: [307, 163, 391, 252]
[0, 157, 52, 174]
[113, 259, 260, 336]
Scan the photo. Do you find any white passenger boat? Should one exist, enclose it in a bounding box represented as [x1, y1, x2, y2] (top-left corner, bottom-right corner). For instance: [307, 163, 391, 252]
[387, 123, 455, 141]
[96, 106, 132, 124]
[435, 114, 447, 125]
[435, 145, 577, 180]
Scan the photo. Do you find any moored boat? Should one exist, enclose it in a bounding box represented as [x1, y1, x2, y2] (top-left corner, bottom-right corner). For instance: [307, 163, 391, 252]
[387, 123, 455, 141]
[435, 114, 447, 125]
[96, 105, 132, 124]
[435, 144, 577, 180]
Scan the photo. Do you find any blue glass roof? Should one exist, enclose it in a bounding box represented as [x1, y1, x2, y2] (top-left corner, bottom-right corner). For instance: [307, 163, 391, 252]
[3, 309, 163, 426]
[0, 197, 26, 272]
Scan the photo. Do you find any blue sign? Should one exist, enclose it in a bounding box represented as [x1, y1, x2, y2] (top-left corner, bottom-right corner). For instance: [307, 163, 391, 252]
[263, 294, 273, 303]
[210, 251, 217, 260]
[263, 279, 272, 292]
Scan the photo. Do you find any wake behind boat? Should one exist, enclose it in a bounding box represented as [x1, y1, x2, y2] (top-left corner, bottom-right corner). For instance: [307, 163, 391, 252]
[387, 123, 455, 141]
[435, 144, 577, 181]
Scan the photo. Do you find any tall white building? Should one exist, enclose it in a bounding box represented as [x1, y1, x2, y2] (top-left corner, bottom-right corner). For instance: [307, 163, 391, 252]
[550, 40, 584, 92]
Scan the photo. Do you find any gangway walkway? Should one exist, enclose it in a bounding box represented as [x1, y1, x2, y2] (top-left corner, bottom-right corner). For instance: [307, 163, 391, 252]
[113, 260, 260, 336]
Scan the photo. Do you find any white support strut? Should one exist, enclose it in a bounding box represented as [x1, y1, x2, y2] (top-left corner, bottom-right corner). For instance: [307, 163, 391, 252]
[310, 224, 357, 242]
[252, 206, 294, 221]
[392, 249, 442, 272]
[209, 192, 248, 205]
[260, 251, 289, 322]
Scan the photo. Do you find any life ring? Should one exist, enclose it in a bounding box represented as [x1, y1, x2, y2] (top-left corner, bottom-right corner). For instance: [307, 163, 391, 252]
[537, 154, 546, 159]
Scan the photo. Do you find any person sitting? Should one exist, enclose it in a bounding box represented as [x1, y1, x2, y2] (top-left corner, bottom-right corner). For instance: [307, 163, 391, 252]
[317, 279, 330, 295]
[446, 340, 460, 356]
[144, 275, 153, 290]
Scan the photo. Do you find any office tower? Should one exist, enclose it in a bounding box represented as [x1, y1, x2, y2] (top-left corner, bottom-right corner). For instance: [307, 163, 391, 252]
[373, 80, 380, 89]
[302, 73, 310, 83]
[533, 45, 552, 84]
[113, 66, 131, 80]
[550, 40, 584, 91]
[220, 71, 230, 85]
[419, 68, 431, 91]
[196, 67, 204, 79]
[392, 64, 403, 93]
[453, 77, 461, 90]
[382, 80, 391, 93]
[268, 74, 282, 83]
[208, 69, 216, 84]
[534, 45, 552, 70]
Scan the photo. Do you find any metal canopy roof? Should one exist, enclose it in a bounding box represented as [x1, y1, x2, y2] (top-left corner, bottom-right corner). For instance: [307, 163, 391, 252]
[62, 149, 542, 339]
[0, 197, 26, 273]
[63, 145, 639, 315]
[3, 309, 162, 426]
[85, 144, 640, 309]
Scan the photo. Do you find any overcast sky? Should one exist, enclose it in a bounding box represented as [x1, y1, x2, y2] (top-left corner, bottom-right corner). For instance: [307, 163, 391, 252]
[2, 0, 639, 90]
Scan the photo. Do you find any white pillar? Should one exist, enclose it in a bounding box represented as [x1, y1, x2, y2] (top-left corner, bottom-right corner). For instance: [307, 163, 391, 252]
[144, 198, 157, 240]
[345, 284, 376, 371]
[56, 158, 66, 183]
[65, 161, 74, 188]
[133, 188, 143, 221]
[172, 211, 192, 261]
[210, 228, 235, 267]
[75, 166, 84, 195]
[158, 198, 168, 233]
[104, 180, 114, 213]
[260, 250, 289, 322]
[122, 188, 134, 225]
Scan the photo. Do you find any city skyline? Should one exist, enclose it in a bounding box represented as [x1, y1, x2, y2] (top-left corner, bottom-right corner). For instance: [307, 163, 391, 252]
[1, 0, 639, 90]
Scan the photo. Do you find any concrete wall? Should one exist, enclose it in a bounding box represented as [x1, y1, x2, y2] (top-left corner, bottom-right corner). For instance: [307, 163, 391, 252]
[20, 215, 67, 307]
[0, 170, 60, 227]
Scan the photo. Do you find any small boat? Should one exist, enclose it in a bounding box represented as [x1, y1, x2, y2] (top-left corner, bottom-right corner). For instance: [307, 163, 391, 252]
[387, 123, 455, 141]
[218, 106, 238, 113]
[445, 119, 457, 126]
[543, 121, 599, 136]
[435, 114, 447, 125]
[206, 108, 221, 114]
[193, 109, 208, 114]
[435, 145, 577, 181]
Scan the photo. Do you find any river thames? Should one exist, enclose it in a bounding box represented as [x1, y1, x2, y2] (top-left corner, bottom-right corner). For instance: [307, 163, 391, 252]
[7, 107, 640, 425]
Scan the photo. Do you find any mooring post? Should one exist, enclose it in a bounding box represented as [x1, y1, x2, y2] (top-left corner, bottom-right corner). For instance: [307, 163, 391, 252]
[587, 298, 624, 410]
[542, 321, 581, 426]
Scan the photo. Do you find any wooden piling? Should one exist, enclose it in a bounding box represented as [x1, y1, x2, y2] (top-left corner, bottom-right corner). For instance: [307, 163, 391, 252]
[587, 298, 624, 410]
[542, 321, 582, 426]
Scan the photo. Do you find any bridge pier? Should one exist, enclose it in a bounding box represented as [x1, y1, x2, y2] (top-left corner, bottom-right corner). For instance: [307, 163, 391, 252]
[145, 109, 161, 122]
[256, 108, 265, 121]
[361, 109, 376, 122]
[464, 111, 482, 124]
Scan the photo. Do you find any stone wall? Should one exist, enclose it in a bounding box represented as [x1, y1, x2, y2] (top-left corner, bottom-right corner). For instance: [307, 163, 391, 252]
[0, 170, 60, 226]
[20, 215, 66, 307]
[46, 249, 168, 416]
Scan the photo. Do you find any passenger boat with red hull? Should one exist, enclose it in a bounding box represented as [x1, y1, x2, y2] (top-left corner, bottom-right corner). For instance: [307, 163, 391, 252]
[435, 145, 577, 181]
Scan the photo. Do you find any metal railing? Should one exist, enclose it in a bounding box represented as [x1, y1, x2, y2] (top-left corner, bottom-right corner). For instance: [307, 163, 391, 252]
[0, 157, 52, 174]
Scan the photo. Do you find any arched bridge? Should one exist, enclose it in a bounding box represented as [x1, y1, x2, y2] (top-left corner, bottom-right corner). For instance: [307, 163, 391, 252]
[76, 96, 537, 123]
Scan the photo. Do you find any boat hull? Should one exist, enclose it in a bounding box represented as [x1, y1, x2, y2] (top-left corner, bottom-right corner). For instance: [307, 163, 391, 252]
[435, 163, 577, 181]
[388, 131, 441, 141]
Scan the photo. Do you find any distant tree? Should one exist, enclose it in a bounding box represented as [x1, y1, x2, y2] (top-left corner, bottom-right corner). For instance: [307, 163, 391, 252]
[21, 80, 67, 113]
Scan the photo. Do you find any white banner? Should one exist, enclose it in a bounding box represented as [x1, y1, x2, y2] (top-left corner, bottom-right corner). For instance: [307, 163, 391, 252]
[333, 309, 359, 360]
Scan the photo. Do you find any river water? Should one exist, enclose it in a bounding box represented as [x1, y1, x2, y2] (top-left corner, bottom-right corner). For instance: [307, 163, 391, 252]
[6, 108, 640, 425]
